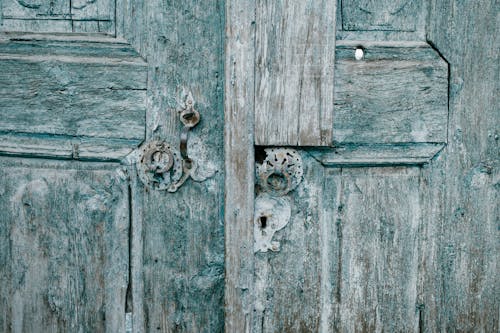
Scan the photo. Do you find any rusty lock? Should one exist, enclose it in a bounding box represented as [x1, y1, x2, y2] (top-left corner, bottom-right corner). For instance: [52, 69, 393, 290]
[137, 92, 203, 192]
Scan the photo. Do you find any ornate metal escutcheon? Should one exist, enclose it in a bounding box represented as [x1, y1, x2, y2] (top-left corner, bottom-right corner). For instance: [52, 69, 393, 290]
[137, 140, 183, 191]
[254, 148, 303, 253]
[257, 148, 303, 196]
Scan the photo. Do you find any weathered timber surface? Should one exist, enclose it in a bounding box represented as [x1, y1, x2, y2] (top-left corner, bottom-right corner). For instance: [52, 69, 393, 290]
[341, 0, 422, 32]
[336, 0, 427, 42]
[253, 2, 498, 331]
[254, 0, 336, 146]
[255, 159, 423, 332]
[120, 1, 226, 331]
[255, 39, 447, 148]
[333, 41, 448, 145]
[331, 167, 421, 332]
[225, 0, 256, 331]
[0, 157, 129, 333]
[0, 134, 143, 161]
[0, 36, 147, 160]
[310, 143, 444, 167]
[419, 1, 499, 331]
[1, 0, 116, 34]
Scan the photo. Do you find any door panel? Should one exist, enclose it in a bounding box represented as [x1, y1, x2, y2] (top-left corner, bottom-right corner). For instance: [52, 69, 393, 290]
[341, 0, 422, 32]
[0, 0, 496, 331]
[0, 158, 129, 332]
[334, 167, 421, 332]
[337, 0, 427, 41]
[0, 35, 147, 160]
[226, 0, 498, 332]
[252, 158, 423, 332]
[421, 1, 499, 331]
[120, 1, 226, 331]
[0, 1, 145, 332]
[0, 36, 147, 161]
[333, 42, 448, 145]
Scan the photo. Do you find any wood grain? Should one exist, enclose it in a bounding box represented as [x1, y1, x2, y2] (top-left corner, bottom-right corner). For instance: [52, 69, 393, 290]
[1, 0, 116, 34]
[225, 0, 256, 331]
[0, 158, 129, 333]
[120, 1, 226, 331]
[0, 36, 147, 160]
[333, 167, 421, 332]
[254, 0, 336, 146]
[333, 41, 448, 145]
[420, 1, 499, 331]
[341, 0, 421, 32]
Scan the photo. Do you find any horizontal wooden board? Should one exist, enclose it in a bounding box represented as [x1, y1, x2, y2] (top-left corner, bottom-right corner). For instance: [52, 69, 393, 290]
[254, 0, 336, 146]
[0, 36, 147, 160]
[0, 133, 141, 161]
[309, 143, 445, 166]
[333, 41, 448, 145]
[0, 157, 129, 332]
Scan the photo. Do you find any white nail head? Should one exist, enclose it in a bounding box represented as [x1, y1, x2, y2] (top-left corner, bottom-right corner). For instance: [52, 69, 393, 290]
[355, 48, 364, 60]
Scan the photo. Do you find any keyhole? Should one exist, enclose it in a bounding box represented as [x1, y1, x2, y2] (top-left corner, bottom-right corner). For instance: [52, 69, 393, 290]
[183, 112, 194, 120]
[259, 216, 267, 229]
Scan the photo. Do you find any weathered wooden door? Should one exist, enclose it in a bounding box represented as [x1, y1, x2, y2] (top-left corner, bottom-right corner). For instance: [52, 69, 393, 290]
[225, 0, 498, 332]
[0, 0, 497, 332]
[0, 0, 224, 332]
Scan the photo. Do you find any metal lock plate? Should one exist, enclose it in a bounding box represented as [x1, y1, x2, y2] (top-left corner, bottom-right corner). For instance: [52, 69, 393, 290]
[137, 140, 182, 191]
[136, 91, 215, 192]
[256, 148, 303, 196]
[254, 148, 303, 253]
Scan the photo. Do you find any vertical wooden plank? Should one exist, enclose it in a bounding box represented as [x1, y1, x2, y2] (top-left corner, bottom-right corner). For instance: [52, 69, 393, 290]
[224, 0, 256, 331]
[128, 164, 145, 333]
[319, 167, 342, 332]
[254, 0, 336, 146]
[121, 1, 226, 331]
[336, 167, 421, 332]
[0, 159, 129, 333]
[420, 1, 499, 331]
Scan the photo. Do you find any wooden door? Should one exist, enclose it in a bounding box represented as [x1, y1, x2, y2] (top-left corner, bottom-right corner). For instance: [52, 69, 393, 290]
[0, 0, 225, 332]
[0, 0, 497, 332]
[225, 0, 498, 332]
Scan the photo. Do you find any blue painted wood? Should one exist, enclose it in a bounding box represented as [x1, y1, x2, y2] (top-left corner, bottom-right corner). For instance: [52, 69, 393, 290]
[0, 35, 147, 161]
